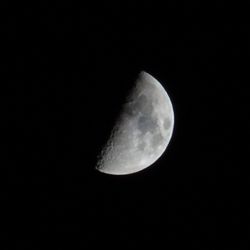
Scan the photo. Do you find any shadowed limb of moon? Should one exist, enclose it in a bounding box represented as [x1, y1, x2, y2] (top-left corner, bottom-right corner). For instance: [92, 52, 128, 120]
[96, 71, 174, 175]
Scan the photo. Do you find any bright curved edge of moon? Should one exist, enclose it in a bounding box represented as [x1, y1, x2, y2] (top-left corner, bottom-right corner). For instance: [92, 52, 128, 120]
[95, 71, 175, 175]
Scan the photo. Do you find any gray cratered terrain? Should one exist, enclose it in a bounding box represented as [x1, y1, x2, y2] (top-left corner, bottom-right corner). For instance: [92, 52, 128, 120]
[96, 71, 174, 175]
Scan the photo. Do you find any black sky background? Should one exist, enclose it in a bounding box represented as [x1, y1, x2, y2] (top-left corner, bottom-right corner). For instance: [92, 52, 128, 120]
[1, 2, 249, 249]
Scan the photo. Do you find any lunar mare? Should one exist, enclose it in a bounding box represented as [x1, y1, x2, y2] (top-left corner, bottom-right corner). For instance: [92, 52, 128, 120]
[96, 71, 174, 175]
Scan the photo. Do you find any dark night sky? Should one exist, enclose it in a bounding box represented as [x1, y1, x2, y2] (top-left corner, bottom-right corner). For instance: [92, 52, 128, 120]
[1, 2, 248, 249]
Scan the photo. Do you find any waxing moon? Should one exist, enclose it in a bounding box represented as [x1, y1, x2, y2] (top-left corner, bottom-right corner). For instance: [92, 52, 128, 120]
[96, 71, 174, 175]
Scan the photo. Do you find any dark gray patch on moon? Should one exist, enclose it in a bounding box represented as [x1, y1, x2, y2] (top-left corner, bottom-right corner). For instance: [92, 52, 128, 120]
[124, 94, 154, 117]
[151, 132, 164, 148]
[163, 117, 171, 130]
[138, 141, 146, 151]
[138, 115, 158, 134]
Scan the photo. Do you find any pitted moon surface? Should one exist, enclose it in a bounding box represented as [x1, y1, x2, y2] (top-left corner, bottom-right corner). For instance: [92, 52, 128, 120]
[96, 71, 174, 175]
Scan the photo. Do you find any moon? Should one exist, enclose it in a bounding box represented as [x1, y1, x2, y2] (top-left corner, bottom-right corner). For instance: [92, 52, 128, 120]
[96, 71, 174, 175]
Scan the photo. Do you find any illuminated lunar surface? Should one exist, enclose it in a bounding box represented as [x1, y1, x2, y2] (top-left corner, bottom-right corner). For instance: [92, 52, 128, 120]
[96, 71, 174, 175]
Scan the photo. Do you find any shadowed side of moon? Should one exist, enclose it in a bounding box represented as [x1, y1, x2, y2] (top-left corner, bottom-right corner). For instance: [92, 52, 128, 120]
[96, 71, 174, 175]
